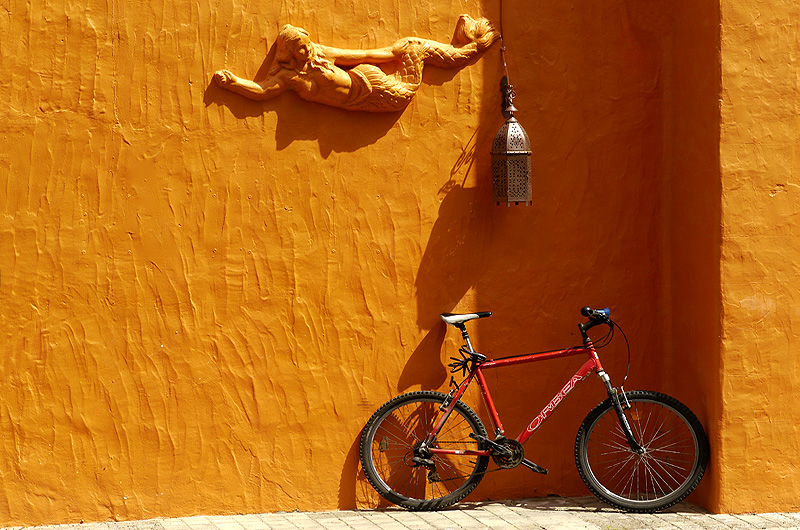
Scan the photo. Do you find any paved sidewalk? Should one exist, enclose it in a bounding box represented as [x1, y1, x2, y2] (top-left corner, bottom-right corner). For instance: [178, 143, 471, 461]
[10, 497, 800, 530]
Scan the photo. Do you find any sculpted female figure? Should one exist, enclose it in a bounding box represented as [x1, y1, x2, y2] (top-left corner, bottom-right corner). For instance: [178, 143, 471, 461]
[213, 15, 499, 112]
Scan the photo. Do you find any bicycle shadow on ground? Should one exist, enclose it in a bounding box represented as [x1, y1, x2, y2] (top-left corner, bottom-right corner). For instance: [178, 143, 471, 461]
[358, 496, 707, 514]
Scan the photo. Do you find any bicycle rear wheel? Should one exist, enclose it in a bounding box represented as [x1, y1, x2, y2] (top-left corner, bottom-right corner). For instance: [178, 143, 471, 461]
[360, 391, 490, 510]
[575, 390, 709, 512]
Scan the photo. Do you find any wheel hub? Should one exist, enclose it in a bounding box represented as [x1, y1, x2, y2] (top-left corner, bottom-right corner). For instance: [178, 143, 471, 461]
[409, 441, 435, 468]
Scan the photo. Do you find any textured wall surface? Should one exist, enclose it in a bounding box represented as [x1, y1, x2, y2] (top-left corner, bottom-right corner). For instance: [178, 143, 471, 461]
[0, 0, 499, 523]
[456, 0, 671, 505]
[719, 0, 800, 513]
[0, 0, 731, 525]
[663, 0, 722, 512]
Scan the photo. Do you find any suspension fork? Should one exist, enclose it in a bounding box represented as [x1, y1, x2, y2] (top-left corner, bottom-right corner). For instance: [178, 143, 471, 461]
[581, 321, 644, 454]
[597, 370, 644, 454]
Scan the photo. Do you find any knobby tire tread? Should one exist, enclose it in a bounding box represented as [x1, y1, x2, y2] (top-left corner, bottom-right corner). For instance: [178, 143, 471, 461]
[359, 391, 489, 510]
[574, 390, 709, 513]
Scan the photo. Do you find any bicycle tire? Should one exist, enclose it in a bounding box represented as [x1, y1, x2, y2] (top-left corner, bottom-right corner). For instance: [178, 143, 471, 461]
[575, 390, 709, 512]
[360, 391, 490, 510]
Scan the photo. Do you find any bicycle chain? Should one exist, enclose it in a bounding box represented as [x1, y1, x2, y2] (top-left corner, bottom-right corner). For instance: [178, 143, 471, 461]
[428, 461, 505, 483]
[421, 440, 511, 483]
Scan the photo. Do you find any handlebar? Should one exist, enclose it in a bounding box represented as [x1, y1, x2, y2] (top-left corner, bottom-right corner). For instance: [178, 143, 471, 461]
[581, 306, 611, 321]
[579, 306, 612, 342]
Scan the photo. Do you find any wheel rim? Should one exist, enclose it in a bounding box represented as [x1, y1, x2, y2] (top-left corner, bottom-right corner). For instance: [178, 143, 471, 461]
[583, 398, 701, 506]
[368, 398, 483, 503]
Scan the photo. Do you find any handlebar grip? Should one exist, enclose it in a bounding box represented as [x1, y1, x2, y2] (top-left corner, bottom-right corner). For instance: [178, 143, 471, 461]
[580, 306, 611, 320]
[578, 306, 613, 341]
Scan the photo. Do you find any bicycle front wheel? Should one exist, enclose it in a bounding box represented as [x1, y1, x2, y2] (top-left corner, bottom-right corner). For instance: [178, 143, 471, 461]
[575, 390, 709, 512]
[360, 391, 490, 510]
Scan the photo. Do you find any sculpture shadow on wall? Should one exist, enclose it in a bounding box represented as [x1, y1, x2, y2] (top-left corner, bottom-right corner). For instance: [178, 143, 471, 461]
[203, 52, 402, 158]
[204, 66, 465, 158]
[396, 136, 491, 392]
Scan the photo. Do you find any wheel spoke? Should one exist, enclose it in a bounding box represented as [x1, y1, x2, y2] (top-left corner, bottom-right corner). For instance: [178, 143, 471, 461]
[361, 393, 490, 509]
[577, 393, 707, 511]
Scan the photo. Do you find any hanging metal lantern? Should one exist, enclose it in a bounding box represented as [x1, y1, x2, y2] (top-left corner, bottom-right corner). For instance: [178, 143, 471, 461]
[492, 76, 532, 206]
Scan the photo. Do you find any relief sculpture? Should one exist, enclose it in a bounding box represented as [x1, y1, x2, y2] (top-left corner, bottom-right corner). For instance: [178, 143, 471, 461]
[213, 15, 499, 112]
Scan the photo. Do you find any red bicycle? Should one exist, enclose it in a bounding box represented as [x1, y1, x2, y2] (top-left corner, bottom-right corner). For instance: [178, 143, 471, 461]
[360, 307, 709, 512]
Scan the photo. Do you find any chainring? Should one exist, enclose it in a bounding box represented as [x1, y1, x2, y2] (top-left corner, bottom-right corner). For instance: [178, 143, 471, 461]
[491, 438, 525, 469]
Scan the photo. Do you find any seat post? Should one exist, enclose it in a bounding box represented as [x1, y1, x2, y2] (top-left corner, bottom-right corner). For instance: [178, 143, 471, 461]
[456, 323, 476, 353]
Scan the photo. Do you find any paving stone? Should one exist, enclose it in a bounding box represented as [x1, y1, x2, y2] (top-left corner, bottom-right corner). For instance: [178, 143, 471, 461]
[707, 514, 760, 529]
[161, 521, 193, 530]
[12, 498, 800, 530]
[732, 514, 778, 528]
[182, 520, 218, 530]
[679, 513, 739, 530]
[759, 513, 800, 528]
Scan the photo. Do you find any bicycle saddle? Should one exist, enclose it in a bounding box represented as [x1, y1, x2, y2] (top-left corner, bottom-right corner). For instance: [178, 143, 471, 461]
[440, 312, 492, 325]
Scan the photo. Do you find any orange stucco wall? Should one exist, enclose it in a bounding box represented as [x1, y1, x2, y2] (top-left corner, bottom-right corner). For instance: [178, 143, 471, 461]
[0, 0, 795, 525]
[463, 0, 669, 503]
[717, 0, 800, 513]
[663, 0, 722, 512]
[0, 0, 670, 523]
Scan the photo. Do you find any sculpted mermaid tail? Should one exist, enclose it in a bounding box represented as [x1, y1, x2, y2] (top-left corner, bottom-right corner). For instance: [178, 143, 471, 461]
[346, 15, 500, 111]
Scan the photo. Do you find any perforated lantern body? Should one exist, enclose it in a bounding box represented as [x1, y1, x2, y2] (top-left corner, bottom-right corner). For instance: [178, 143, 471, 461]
[491, 116, 532, 206]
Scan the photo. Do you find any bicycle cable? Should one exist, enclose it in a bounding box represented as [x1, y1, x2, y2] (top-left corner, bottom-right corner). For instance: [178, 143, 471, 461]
[588, 318, 631, 388]
[610, 318, 632, 388]
[591, 325, 615, 349]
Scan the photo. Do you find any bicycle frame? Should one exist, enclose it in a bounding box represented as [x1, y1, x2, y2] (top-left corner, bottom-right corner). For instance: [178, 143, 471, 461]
[425, 343, 608, 457]
[360, 311, 707, 512]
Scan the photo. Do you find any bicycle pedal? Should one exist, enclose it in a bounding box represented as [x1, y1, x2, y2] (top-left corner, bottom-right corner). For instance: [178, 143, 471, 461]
[521, 458, 548, 474]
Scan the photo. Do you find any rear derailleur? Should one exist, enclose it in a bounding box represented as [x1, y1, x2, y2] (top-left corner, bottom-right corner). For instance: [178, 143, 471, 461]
[410, 442, 442, 483]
